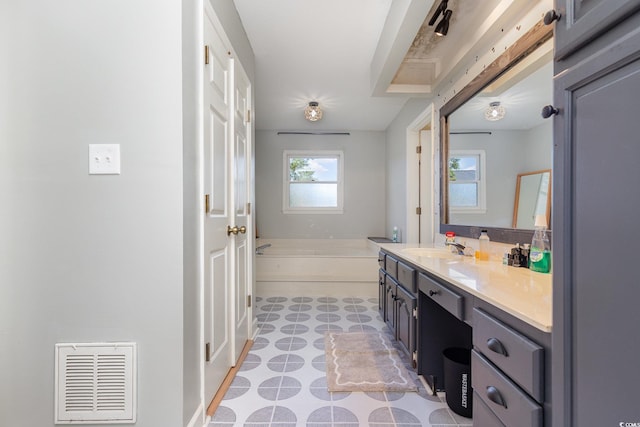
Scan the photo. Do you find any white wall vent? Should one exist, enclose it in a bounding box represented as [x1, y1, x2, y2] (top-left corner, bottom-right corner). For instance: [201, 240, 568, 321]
[55, 342, 136, 424]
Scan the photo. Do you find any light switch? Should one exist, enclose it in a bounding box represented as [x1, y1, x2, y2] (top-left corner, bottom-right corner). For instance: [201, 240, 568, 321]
[89, 144, 121, 175]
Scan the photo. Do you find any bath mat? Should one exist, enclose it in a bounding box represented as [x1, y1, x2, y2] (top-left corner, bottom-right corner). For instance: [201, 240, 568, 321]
[324, 331, 418, 392]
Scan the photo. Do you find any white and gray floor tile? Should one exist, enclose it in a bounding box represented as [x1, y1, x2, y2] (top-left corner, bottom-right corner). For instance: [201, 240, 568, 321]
[209, 295, 473, 427]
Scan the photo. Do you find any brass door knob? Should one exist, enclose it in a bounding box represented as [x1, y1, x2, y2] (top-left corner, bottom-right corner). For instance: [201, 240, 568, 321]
[227, 225, 247, 236]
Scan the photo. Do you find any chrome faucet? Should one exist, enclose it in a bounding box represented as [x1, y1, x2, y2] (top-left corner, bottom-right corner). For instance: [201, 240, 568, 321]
[255, 243, 272, 255]
[445, 242, 466, 255]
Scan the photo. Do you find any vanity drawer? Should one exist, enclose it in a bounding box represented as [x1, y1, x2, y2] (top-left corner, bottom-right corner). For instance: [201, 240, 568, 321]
[472, 350, 542, 427]
[473, 308, 544, 401]
[418, 273, 464, 320]
[397, 261, 416, 293]
[473, 391, 505, 427]
[385, 255, 398, 280]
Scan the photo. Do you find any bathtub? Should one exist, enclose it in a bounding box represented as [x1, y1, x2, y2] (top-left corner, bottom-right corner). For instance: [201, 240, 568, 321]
[255, 239, 380, 297]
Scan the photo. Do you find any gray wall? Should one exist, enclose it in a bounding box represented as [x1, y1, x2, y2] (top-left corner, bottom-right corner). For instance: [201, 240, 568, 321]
[2, 1, 254, 426]
[2, 2, 184, 426]
[448, 125, 552, 228]
[255, 131, 386, 239]
[384, 99, 433, 240]
[182, 0, 201, 422]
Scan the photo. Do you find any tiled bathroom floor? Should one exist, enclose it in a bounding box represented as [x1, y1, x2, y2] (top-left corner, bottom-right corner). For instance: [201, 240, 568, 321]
[208, 295, 473, 427]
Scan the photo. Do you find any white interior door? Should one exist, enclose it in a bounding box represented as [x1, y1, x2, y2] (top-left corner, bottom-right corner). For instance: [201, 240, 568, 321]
[230, 62, 251, 361]
[419, 129, 434, 245]
[406, 105, 436, 245]
[203, 8, 232, 401]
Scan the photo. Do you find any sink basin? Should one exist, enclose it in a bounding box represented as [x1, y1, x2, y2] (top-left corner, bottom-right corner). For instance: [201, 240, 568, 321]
[400, 247, 458, 259]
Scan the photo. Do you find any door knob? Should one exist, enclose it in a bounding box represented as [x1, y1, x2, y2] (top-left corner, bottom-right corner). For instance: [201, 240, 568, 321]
[227, 225, 247, 236]
[541, 105, 559, 118]
[543, 9, 561, 25]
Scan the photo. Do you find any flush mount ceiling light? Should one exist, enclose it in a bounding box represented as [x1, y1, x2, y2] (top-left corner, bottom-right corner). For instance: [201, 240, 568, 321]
[485, 101, 506, 121]
[304, 101, 323, 122]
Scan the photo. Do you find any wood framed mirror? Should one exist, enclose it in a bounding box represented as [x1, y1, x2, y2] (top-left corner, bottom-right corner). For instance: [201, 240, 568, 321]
[439, 20, 553, 244]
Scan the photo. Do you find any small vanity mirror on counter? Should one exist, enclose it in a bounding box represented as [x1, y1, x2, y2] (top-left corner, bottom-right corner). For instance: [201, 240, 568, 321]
[440, 21, 553, 244]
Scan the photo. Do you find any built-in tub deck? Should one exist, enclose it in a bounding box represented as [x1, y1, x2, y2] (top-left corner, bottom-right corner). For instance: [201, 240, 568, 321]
[255, 239, 380, 297]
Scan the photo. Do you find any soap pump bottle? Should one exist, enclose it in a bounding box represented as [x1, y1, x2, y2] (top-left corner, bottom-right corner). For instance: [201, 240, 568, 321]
[392, 226, 398, 243]
[530, 215, 551, 273]
[476, 229, 490, 260]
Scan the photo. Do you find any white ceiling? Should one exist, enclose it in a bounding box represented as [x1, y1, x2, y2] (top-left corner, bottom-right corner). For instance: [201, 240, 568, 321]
[232, 0, 543, 131]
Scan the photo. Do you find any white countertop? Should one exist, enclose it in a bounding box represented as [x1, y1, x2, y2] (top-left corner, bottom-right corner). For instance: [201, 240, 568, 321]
[377, 243, 552, 333]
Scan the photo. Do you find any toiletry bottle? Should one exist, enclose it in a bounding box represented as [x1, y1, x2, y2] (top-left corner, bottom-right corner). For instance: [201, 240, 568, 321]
[475, 229, 490, 260]
[392, 226, 398, 243]
[530, 215, 551, 273]
[445, 231, 456, 245]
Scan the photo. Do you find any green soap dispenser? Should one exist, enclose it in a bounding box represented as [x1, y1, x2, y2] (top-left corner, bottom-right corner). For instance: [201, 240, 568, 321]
[530, 215, 551, 273]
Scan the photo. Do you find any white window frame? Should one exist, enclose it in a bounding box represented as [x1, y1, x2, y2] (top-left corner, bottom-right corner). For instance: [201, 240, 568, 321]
[448, 149, 487, 214]
[283, 150, 344, 214]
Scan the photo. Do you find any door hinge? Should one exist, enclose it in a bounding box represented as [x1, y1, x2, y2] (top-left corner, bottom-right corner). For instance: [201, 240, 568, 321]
[204, 45, 210, 65]
[413, 308, 418, 319]
[205, 194, 210, 214]
[205, 342, 211, 362]
[247, 295, 252, 308]
[247, 202, 251, 215]
[246, 109, 251, 123]
[416, 145, 422, 154]
[416, 207, 422, 215]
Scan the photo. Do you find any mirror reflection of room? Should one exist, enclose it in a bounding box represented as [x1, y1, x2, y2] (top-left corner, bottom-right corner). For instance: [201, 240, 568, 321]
[447, 40, 553, 230]
[513, 169, 551, 229]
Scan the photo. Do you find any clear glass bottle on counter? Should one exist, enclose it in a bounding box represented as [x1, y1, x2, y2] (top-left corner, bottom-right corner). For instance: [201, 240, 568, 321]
[475, 229, 490, 261]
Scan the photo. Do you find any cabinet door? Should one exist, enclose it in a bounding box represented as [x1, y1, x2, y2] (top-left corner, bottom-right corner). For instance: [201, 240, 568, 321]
[395, 285, 417, 364]
[385, 277, 398, 334]
[553, 24, 640, 426]
[378, 270, 385, 316]
[554, 0, 640, 58]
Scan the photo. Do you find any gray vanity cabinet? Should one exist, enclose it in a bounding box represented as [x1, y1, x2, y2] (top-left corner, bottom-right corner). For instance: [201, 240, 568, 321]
[378, 269, 385, 315]
[472, 308, 545, 427]
[384, 275, 397, 333]
[552, 7, 640, 425]
[395, 284, 417, 367]
[553, 0, 640, 59]
[378, 251, 418, 363]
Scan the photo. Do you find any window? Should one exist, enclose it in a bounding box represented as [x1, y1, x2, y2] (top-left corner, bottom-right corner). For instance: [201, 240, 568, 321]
[448, 150, 486, 213]
[283, 150, 343, 214]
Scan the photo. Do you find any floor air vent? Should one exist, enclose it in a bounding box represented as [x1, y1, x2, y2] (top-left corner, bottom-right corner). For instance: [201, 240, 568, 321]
[55, 342, 136, 424]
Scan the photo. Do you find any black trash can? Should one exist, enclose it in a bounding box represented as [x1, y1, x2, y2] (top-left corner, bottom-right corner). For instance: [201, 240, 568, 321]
[443, 347, 472, 418]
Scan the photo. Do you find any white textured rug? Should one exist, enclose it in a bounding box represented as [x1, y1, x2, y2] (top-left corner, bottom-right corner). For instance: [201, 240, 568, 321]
[324, 331, 418, 392]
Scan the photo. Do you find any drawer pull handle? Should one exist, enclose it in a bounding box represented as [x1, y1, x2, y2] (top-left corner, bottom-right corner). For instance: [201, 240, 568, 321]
[486, 386, 507, 409]
[487, 338, 508, 357]
[428, 290, 439, 297]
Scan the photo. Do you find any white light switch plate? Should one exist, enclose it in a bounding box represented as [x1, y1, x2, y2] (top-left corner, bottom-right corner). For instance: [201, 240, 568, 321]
[89, 144, 121, 175]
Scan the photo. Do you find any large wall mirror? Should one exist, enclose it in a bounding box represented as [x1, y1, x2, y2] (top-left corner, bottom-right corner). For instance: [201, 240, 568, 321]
[440, 20, 553, 244]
